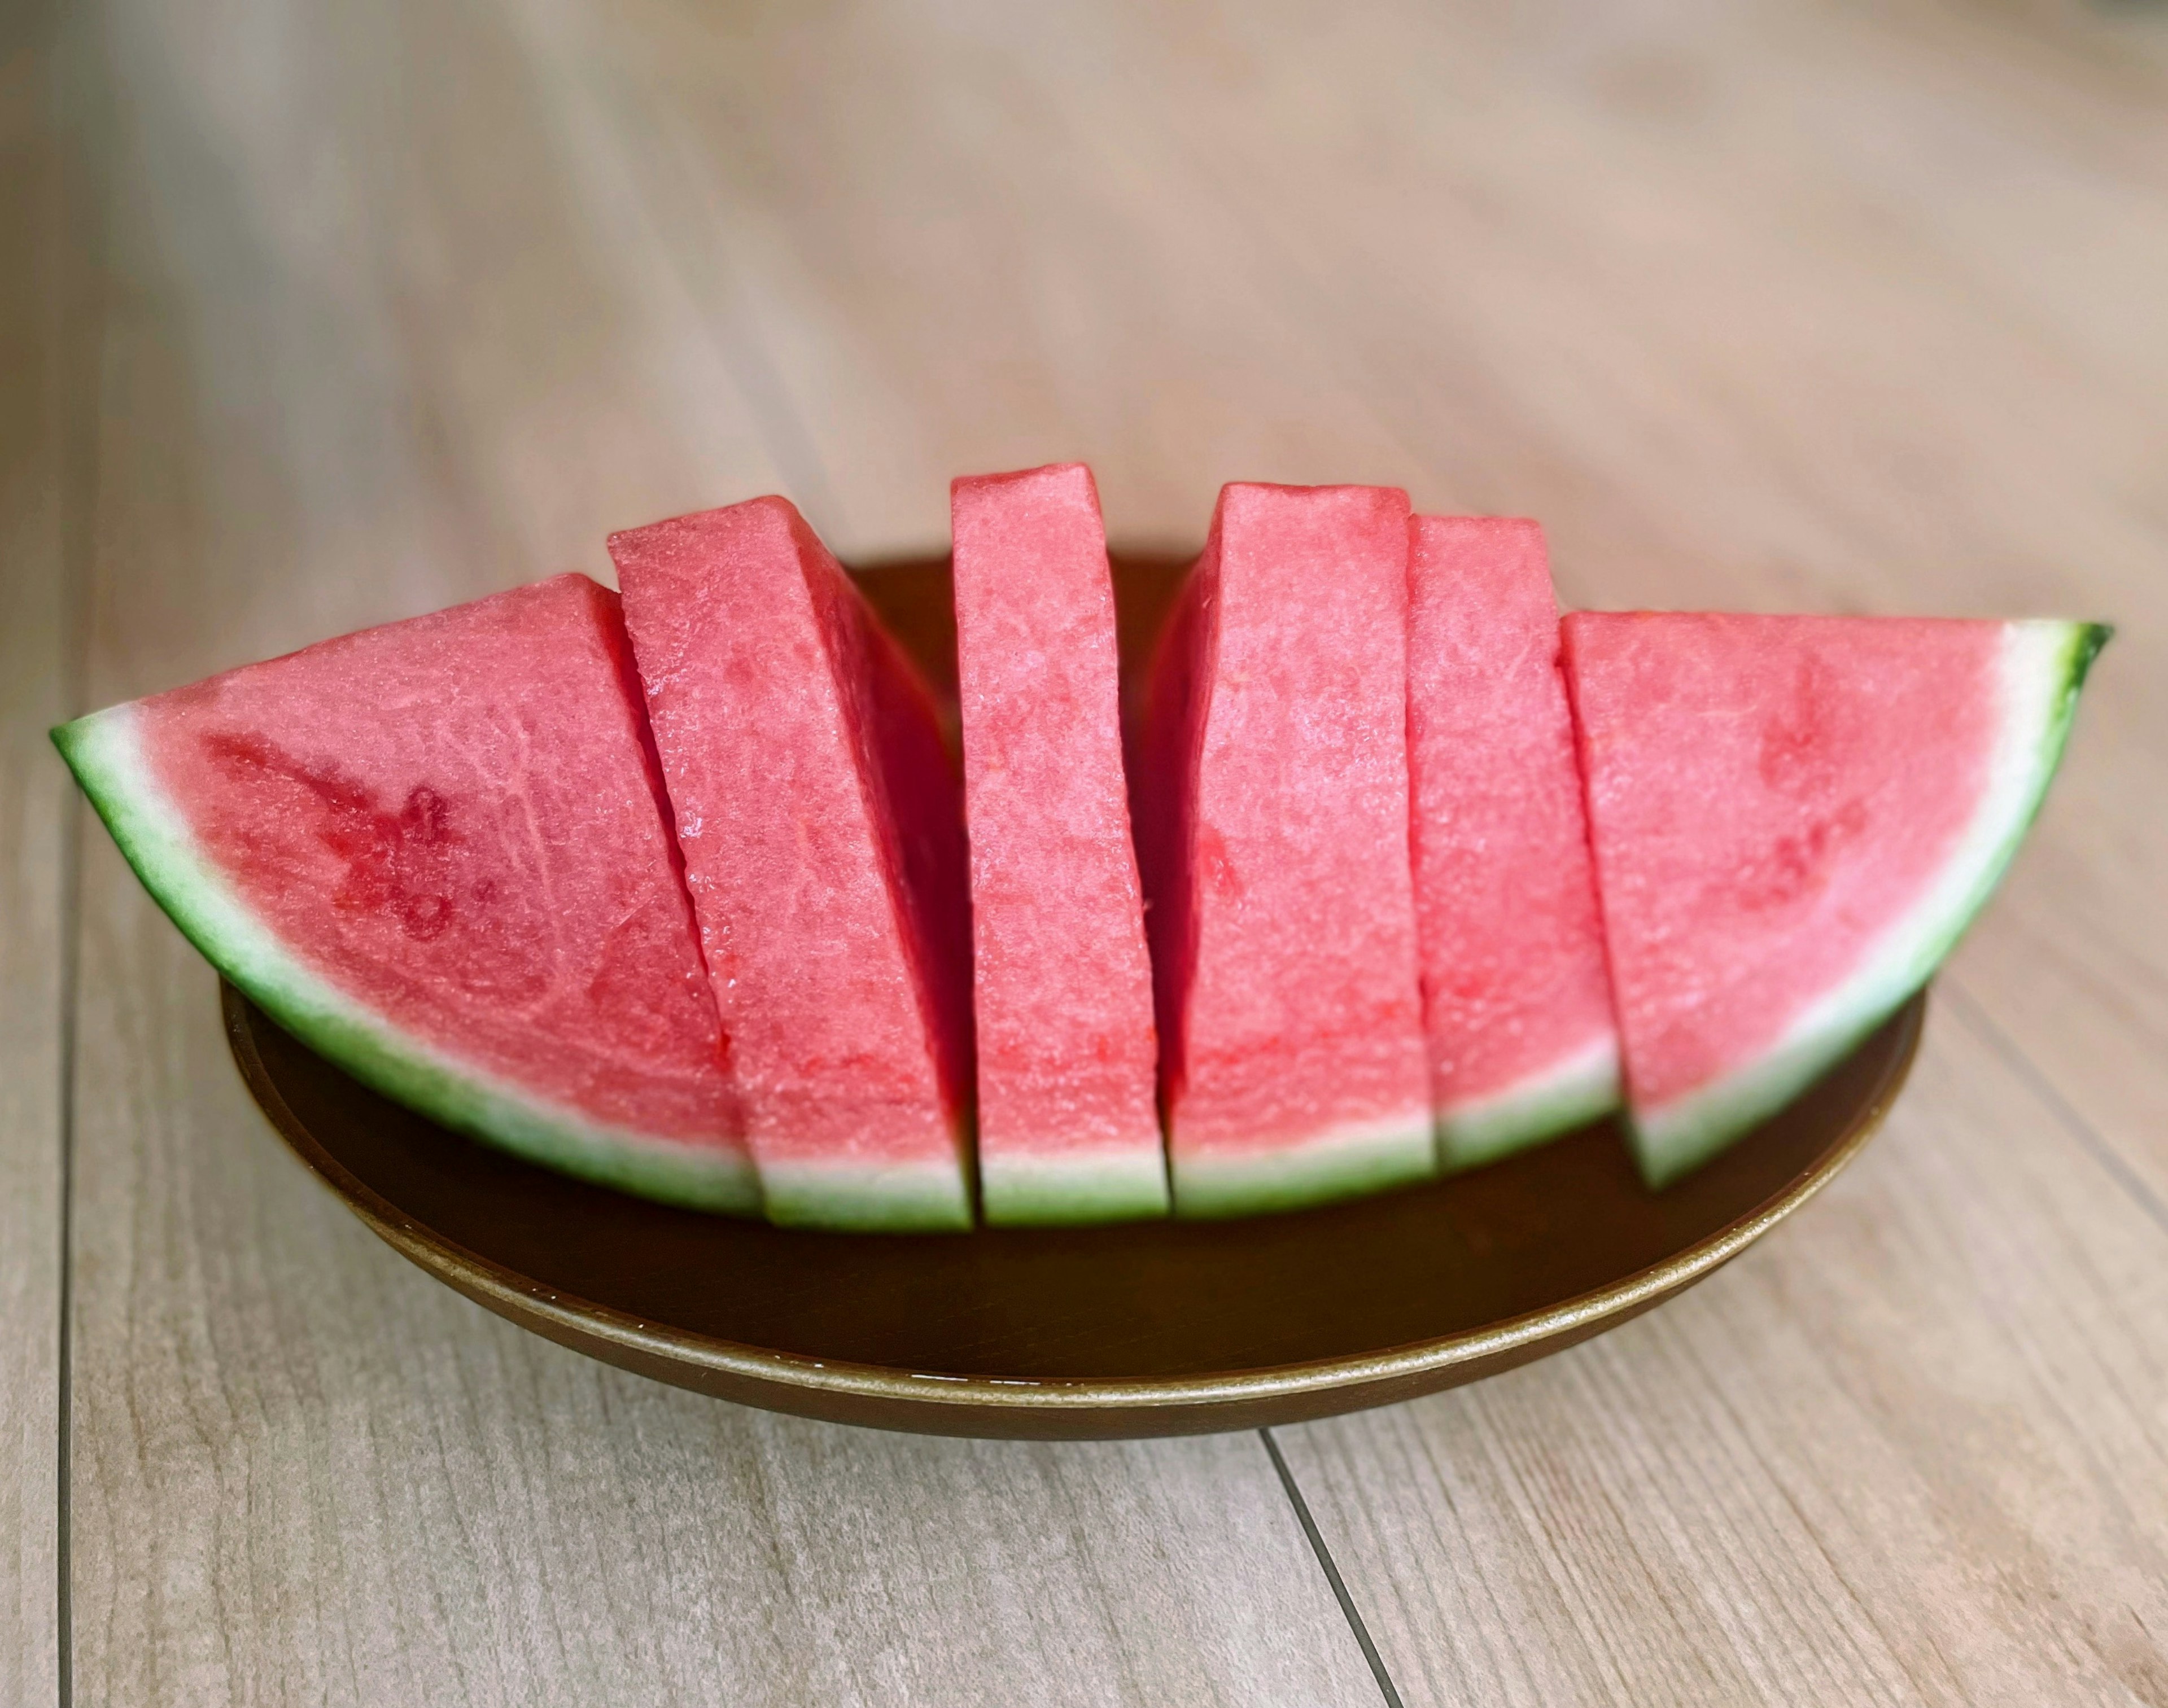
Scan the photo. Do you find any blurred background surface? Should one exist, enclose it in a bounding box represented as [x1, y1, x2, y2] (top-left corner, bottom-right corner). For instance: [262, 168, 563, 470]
[7, 2, 2168, 1703]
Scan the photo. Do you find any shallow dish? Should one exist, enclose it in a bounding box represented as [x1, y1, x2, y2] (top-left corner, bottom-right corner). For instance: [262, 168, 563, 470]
[219, 554, 1924, 1436]
[225, 981, 1921, 1438]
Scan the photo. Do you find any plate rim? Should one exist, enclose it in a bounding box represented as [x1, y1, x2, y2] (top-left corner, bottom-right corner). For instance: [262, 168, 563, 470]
[225, 982, 1923, 1427]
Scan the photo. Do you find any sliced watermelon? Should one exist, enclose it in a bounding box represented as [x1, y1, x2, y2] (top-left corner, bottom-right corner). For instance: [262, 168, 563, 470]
[1138, 483, 1433, 1216]
[610, 498, 975, 1232]
[951, 464, 1168, 1224]
[54, 575, 758, 1210]
[1561, 612, 2108, 1186]
[1406, 516, 1621, 1170]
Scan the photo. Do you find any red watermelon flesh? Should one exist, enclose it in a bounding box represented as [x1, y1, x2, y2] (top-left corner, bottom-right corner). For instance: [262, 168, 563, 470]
[53, 575, 757, 1210]
[1562, 612, 2108, 1185]
[951, 464, 1168, 1224]
[1138, 483, 1433, 1216]
[1406, 516, 1621, 1170]
[610, 497, 974, 1231]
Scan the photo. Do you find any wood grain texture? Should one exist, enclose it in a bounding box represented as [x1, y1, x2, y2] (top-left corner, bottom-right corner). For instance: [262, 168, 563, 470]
[74, 868, 1376, 1705]
[63, 1, 1379, 1701]
[502, 1, 2168, 1698]
[1275, 1009, 2168, 1706]
[52, 0, 2168, 1700]
[1, 3, 87, 1696]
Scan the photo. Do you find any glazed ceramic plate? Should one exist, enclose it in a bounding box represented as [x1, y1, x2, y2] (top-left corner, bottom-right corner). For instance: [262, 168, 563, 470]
[216, 555, 1924, 1437]
[225, 982, 1921, 1439]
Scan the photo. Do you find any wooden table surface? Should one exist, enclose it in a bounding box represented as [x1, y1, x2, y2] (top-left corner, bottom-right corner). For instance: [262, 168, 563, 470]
[8, 0, 2168, 1701]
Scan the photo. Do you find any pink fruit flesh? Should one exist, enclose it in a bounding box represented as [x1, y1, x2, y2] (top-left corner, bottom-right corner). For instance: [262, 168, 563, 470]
[1138, 483, 1432, 1212]
[951, 465, 1164, 1216]
[138, 574, 742, 1149]
[1406, 516, 1619, 1158]
[1561, 612, 1998, 1114]
[610, 498, 972, 1227]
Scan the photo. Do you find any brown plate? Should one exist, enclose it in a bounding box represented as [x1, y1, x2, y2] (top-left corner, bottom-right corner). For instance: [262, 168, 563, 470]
[217, 553, 1922, 1435]
[225, 982, 1922, 1438]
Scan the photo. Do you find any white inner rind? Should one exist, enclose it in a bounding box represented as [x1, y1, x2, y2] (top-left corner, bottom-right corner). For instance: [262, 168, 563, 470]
[759, 1157, 974, 1232]
[1437, 1033, 1621, 1172]
[1632, 621, 2094, 1186]
[57, 704, 762, 1214]
[1172, 1107, 1436, 1218]
[979, 1142, 1172, 1225]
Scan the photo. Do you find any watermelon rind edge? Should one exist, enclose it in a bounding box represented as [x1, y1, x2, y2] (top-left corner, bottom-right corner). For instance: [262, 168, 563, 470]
[1171, 1109, 1436, 1218]
[1629, 618, 2110, 1188]
[52, 704, 764, 1216]
[979, 1145, 1173, 1225]
[1437, 1033, 1621, 1174]
[758, 1158, 974, 1233]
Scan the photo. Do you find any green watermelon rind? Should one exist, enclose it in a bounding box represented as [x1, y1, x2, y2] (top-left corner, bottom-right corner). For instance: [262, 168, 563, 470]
[1436, 1033, 1621, 1174]
[1171, 1110, 1436, 1219]
[978, 1146, 1173, 1226]
[53, 704, 764, 1216]
[1629, 619, 2110, 1188]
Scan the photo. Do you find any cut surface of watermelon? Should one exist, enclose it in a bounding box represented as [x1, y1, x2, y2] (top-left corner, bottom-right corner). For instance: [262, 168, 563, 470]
[611, 497, 974, 1232]
[1138, 483, 1433, 1216]
[1406, 516, 1621, 1171]
[951, 464, 1168, 1224]
[1562, 612, 2107, 1185]
[54, 575, 757, 1210]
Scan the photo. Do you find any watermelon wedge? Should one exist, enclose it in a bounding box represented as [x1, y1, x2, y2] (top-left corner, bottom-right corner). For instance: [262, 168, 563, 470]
[610, 497, 975, 1232]
[1406, 516, 1621, 1170]
[53, 575, 758, 1210]
[1138, 483, 1433, 1216]
[1562, 612, 2109, 1186]
[951, 464, 1168, 1224]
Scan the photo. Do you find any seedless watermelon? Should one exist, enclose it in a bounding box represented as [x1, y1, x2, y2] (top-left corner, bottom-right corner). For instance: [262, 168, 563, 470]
[951, 464, 1169, 1224]
[54, 575, 758, 1210]
[611, 498, 976, 1232]
[1406, 516, 1621, 1170]
[1562, 612, 2108, 1186]
[1138, 483, 1433, 1216]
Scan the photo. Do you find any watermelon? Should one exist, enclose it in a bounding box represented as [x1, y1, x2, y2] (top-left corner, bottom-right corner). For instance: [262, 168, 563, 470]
[610, 497, 975, 1232]
[1138, 483, 1433, 1216]
[53, 575, 758, 1210]
[1406, 516, 1621, 1170]
[1562, 612, 2109, 1186]
[951, 464, 1169, 1224]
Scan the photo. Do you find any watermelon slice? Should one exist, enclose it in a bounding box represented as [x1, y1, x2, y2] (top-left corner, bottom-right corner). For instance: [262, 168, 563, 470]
[1562, 612, 2108, 1186]
[1406, 516, 1621, 1170]
[1138, 483, 1433, 1216]
[610, 497, 975, 1232]
[951, 464, 1168, 1224]
[53, 575, 758, 1210]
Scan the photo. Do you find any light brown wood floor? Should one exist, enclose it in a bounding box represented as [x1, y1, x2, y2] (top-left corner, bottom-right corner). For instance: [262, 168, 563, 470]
[7, 0, 2168, 1701]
